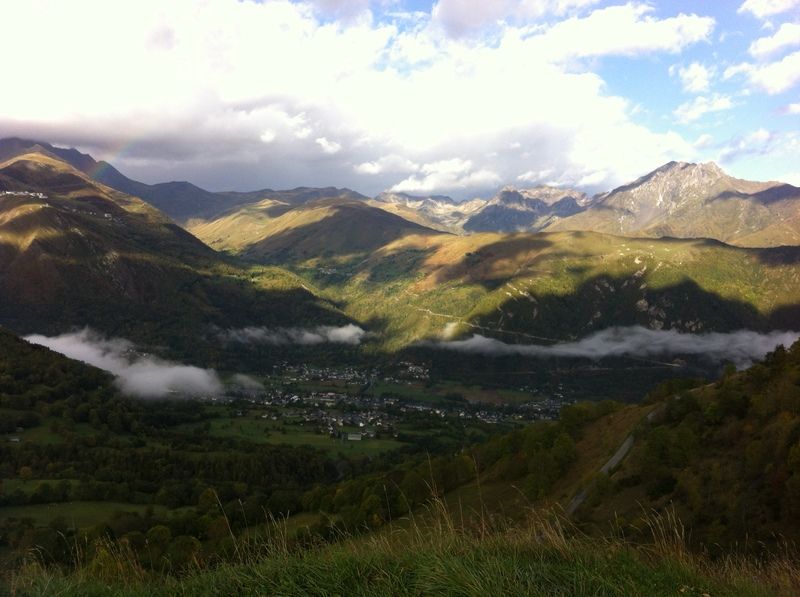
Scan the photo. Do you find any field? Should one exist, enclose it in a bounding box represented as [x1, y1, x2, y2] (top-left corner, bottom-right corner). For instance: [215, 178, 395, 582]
[0, 501, 165, 528]
[205, 416, 407, 456]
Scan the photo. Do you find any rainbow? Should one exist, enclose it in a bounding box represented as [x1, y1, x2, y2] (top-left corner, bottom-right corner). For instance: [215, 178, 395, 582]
[84, 138, 141, 178]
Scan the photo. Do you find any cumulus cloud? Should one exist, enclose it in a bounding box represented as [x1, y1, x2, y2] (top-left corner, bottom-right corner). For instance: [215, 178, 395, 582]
[315, 136, 342, 154]
[25, 329, 223, 398]
[529, 4, 714, 61]
[391, 158, 501, 194]
[220, 324, 366, 346]
[0, 0, 713, 197]
[429, 327, 800, 369]
[671, 62, 714, 93]
[674, 94, 733, 124]
[725, 51, 800, 94]
[738, 0, 800, 19]
[749, 23, 800, 59]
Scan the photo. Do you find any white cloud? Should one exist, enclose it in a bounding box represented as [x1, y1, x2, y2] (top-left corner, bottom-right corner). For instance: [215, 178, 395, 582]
[391, 158, 501, 193]
[786, 102, 800, 114]
[25, 329, 223, 398]
[674, 94, 733, 124]
[738, 0, 800, 19]
[430, 327, 800, 369]
[672, 62, 714, 93]
[726, 50, 800, 93]
[220, 324, 367, 345]
[0, 0, 711, 196]
[517, 168, 554, 183]
[693, 133, 714, 148]
[779, 171, 800, 185]
[315, 136, 342, 154]
[355, 154, 419, 175]
[749, 23, 800, 59]
[529, 4, 714, 61]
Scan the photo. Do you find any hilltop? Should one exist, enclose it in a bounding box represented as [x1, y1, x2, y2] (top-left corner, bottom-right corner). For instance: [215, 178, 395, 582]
[189, 195, 440, 264]
[549, 161, 800, 247]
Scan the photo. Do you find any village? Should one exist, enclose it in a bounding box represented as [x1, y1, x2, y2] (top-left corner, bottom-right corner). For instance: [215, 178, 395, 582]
[211, 361, 571, 448]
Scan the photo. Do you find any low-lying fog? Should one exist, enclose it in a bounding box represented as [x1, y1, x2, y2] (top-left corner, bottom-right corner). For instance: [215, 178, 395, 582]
[429, 326, 800, 369]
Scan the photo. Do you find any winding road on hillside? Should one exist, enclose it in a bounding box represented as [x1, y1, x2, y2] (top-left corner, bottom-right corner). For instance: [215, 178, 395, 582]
[566, 404, 666, 516]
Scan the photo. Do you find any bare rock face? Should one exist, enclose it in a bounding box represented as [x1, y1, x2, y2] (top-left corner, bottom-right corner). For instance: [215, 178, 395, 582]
[548, 161, 800, 247]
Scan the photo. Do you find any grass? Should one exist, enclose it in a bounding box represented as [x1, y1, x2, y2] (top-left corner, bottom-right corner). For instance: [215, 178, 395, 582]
[7, 502, 794, 596]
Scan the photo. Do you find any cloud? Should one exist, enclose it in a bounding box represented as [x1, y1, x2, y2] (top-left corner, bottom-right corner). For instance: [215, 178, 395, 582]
[429, 326, 800, 369]
[671, 62, 714, 93]
[308, 0, 372, 20]
[749, 23, 800, 59]
[315, 137, 342, 154]
[738, 0, 800, 19]
[718, 127, 776, 162]
[726, 51, 800, 94]
[431, 0, 601, 37]
[25, 329, 223, 398]
[0, 0, 711, 197]
[390, 158, 501, 194]
[355, 154, 419, 175]
[230, 373, 264, 391]
[529, 4, 714, 61]
[693, 133, 714, 148]
[674, 94, 733, 124]
[220, 324, 367, 346]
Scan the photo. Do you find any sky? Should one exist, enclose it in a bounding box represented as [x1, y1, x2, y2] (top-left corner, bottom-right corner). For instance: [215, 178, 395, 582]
[1, 0, 798, 198]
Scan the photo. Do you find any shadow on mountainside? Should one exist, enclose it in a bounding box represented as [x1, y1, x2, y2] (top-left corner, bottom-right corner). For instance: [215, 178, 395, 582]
[711, 183, 800, 207]
[242, 200, 440, 264]
[753, 244, 800, 265]
[466, 273, 800, 344]
[430, 235, 555, 289]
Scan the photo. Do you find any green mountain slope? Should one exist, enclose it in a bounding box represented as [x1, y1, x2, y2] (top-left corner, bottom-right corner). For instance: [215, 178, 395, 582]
[189, 196, 440, 263]
[285, 230, 800, 349]
[571, 339, 800, 547]
[0, 150, 344, 356]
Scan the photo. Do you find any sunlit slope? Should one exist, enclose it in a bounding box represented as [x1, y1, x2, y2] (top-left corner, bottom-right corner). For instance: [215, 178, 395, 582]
[549, 162, 800, 248]
[0, 151, 344, 351]
[189, 196, 441, 262]
[295, 230, 800, 348]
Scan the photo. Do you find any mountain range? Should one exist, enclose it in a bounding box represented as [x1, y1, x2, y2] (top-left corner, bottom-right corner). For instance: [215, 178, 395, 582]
[1, 136, 800, 357]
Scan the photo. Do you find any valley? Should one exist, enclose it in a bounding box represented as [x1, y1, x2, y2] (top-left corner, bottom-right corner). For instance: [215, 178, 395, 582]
[2, 137, 800, 595]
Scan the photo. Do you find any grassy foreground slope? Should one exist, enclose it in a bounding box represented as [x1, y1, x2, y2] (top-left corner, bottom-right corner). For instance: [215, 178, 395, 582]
[10, 520, 777, 596]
